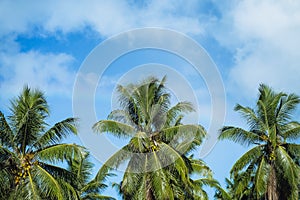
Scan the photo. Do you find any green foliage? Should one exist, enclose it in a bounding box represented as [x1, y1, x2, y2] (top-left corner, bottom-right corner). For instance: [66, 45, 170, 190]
[4, 81, 298, 200]
[0, 86, 82, 199]
[218, 84, 300, 200]
[67, 151, 115, 200]
[93, 76, 218, 199]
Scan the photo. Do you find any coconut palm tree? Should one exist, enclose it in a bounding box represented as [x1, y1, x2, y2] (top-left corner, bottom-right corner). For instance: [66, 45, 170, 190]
[93, 76, 212, 199]
[219, 84, 300, 200]
[0, 86, 83, 199]
[67, 151, 115, 200]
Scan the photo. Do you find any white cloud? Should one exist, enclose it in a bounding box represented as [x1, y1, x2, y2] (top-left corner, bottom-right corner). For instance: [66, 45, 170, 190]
[0, 0, 211, 101]
[0, 0, 205, 37]
[211, 0, 300, 97]
[232, 1, 300, 43]
[0, 50, 76, 97]
[1, 0, 298, 123]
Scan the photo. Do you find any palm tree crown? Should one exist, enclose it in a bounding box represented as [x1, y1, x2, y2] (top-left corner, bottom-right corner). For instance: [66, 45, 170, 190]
[219, 84, 300, 200]
[93, 76, 216, 199]
[0, 86, 83, 199]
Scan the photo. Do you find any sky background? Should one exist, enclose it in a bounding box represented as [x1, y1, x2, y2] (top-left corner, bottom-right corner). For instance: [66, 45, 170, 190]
[1, 0, 300, 199]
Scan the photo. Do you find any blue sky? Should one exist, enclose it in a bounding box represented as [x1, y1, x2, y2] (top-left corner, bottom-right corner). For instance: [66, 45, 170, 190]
[1, 0, 300, 199]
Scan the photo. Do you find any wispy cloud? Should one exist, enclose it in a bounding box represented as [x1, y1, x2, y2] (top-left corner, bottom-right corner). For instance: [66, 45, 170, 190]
[210, 0, 300, 97]
[0, 50, 75, 96]
[0, 0, 210, 101]
[1, 0, 299, 131]
[0, 0, 205, 37]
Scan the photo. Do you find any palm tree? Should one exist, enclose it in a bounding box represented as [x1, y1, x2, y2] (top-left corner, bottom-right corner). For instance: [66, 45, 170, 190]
[0, 86, 83, 199]
[219, 84, 300, 200]
[93, 76, 213, 199]
[67, 151, 115, 200]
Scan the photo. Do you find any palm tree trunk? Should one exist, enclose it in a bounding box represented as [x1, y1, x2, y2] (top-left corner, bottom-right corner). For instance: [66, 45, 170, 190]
[146, 188, 155, 200]
[267, 166, 278, 200]
[146, 177, 155, 200]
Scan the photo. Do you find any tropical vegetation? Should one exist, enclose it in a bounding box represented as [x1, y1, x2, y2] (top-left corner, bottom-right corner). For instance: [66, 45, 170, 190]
[93, 76, 222, 199]
[1, 79, 299, 200]
[67, 151, 116, 200]
[218, 84, 300, 200]
[0, 86, 113, 199]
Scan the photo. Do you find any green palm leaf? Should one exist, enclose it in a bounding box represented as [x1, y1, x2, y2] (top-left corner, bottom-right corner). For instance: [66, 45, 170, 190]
[230, 145, 263, 175]
[93, 120, 135, 138]
[254, 157, 269, 197]
[35, 164, 64, 200]
[0, 111, 14, 147]
[81, 193, 115, 200]
[36, 143, 83, 163]
[282, 122, 300, 140]
[34, 117, 78, 149]
[28, 171, 41, 200]
[275, 146, 299, 199]
[219, 126, 261, 146]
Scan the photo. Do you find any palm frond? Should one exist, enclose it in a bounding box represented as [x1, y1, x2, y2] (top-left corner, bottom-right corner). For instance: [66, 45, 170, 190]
[161, 124, 206, 147]
[275, 146, 299, 199]
[60, 179, 81, 200]
[230, 146, 263, 175]
[28, 171, 41, 200]
[0, 145, 16, 166]
[219, 126, 261, 146]
[213, 185, 231, 200]
[35, 143, 84, 163]
[129, 131, 150, 153]
[285, 143, 300, 164]
[94, 166, 115, 184]
[34, 118, 78, 149]
[154, 142, 189, 183]
[132, 174, 147, 199]
[116, 84, 140, 125]
[93, 120, 135, 138]
[38, 162, 79, 187]
[164, 102, 194, 127]
[190, 158, 212, 178]
[35, 164, 64, 200]
[81, 180, 109, 195]
[67, 150, 93, 186]
[150, 168, 174, 200]
[234, 104, 266, 131]
[81, 193, 116, 200]
[121, 161, 145, 196]
[282, 122, 300, 140]
[0, 111, 14, 147]
[233, 160, 256, 196]
[257, 99, 270, 131]
[100, 145, 132, 171]
[276, 93, 300, 123]
[254, 157, 269, 197]
[108, 110, 135, 127]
